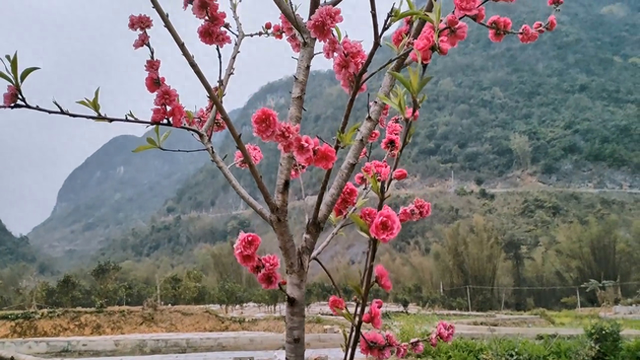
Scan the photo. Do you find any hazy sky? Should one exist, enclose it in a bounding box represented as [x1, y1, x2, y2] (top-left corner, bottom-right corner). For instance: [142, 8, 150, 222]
[0, 0, 395, 235]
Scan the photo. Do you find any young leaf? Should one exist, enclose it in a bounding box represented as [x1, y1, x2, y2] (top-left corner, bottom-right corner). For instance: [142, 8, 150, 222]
[10, 51, 18, 82]
[349, 282, 364, 299]
[160, 130, 171, 145]
[369, 173, 381, 197]
[417, 75, 433, 95]
[355, 197, 369, 209]
[377, 94, 402, 114]
[389, 71, 413, 94]
[329, 212, 338, 227]
[19, 67, 40, 84]
[146, 137, 158, 147]
[335, 25, 343, 42]
[154, 124, 160, 141]
[76, 99, 93, 111]
[349, 213, 370, 236]
[132, 144, 158, 153]
[0, 71, 15, 86]
[92, 87, 101, 113]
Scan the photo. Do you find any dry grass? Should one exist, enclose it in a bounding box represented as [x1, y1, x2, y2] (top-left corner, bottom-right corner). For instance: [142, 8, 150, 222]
[0, 306, 339, 339]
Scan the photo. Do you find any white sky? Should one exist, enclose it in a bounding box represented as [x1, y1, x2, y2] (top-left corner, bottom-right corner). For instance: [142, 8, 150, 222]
[0, 0, 396, 235]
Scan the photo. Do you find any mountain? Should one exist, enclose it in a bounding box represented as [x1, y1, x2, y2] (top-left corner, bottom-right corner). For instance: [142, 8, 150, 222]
[0, 219, 36, 268]
[26, 125, 218, 258]
[28, 0, 640, 260]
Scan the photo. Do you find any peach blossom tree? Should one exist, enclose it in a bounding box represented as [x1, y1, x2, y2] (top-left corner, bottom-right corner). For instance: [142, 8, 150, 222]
[1, 0, 563, 359]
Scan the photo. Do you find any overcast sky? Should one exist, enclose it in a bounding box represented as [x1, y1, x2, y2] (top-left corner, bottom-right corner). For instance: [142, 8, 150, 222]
[0, 0, 395, 235]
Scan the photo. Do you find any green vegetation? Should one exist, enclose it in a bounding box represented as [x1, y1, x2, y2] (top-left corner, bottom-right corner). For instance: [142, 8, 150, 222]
[0, 219, 35, 268]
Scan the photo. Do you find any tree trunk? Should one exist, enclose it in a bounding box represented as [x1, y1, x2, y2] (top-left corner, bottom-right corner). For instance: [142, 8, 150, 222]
[285, 270, 307, 360]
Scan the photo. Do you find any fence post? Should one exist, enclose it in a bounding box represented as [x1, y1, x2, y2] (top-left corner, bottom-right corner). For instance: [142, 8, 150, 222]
[440, 281, 444, 296]
[576, 287, 581, 310]
[466, 286, 472, 312]
[501, 290, 506, 312]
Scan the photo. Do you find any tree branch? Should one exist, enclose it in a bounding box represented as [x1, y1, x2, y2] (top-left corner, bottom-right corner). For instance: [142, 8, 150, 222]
[199, 133, 271, 223]
[158, 146, 208, 153]
[315, 1, 433, 228]
[149, 0, 276, 212]
[313, 258, 342, 299]
[272, 0, 309, 37]
[0, 103, 201, 134]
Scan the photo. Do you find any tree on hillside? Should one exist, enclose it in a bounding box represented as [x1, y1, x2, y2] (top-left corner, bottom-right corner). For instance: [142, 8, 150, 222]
[1, 0, 564, 358]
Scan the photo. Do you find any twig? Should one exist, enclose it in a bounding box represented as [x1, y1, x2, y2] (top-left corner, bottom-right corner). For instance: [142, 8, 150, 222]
[158, 147, 208, 153]
[149, 0, 276, 212]
[0, 103, 201, 135]
[313, 258, 343, 299]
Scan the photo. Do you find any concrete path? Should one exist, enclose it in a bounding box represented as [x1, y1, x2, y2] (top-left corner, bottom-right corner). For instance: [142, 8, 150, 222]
[58, 348, 359, 360]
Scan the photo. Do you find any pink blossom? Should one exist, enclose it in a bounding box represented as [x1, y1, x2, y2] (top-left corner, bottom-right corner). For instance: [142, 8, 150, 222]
[293, 135, 316, 166]
[546, 15, 557, 31]
[279, 13, 303, 53]
[453, 0, 480, 16]
[323, 36, 341, 59]
[150, 107, 167, 124]
[472, 6, 486, 23]
[518, 24, 539, 44]
[233, 231, 261, 268]
[360, 207, 377, 227]
[133, 32, 150, 49]
[328, 295, 346, 315]
[487, 15, 512, 42]
[198, 22, 232, 47]
[429, 333, 438, 348]
[368, 130, 381, 143]
[370, 206, 401, 243]
[393, 169, 408, 181]
[548, 0, 563, 6]
[359, 148, 368, 160]
[313, 143, 337, 170]
[410, 23, 435, 64]
[362, 160, 391, 182]
[381, 135, 401, 157]
[260, 254, 281, 272]
[307, 6, 343, 42]
[362, 300, 383, 329]
[442, 14, 468, 48]
[396, 343, 409, 358]
[145, 59, 161, 74]
[410, 339, 424, 354]
[533, 21, 545, 33]
[436, 321, 455, 343]
[234, 144, 263, 168]
[354, 173, 367, 186]
[128, 14, 153, 31]
[154, 85, 179, 107]
[2, 85, 19, 106]
[257, 270, 280, 290]
[386, 122, 402, 137]
[333, 182, 358, 217]
[290, 161, 307, 180]
[405, 107, 420, 121]
[374, 264, 393, 292]
[168, 103, 185, 127]
[333, 37, 367, 93]
[144, 74, 165, 93]
[398, 198, 432, 223]
[274, 122, 300, 153]
[359, 331, 388, 359]
[251, 107, 279, 141]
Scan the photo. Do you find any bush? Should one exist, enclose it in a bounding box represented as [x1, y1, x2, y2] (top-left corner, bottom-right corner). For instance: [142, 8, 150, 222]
[584, 321, 623, 360]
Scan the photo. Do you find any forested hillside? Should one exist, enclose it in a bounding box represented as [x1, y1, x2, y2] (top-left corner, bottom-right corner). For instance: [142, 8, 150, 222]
[0, 219, 35, 268]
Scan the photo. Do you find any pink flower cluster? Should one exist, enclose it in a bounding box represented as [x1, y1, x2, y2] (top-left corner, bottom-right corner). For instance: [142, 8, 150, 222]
[233, 231, 282, 289]
[410, 14, 469, 65]
[2, 85, 18, 106]
[244, 107, 337, 178]
[362, 299, 384, 329]
[359, 321, 455, 360]
[128, 18, 188, 129]
[267, 6, 367, 94]
[374, 265, 392, 292]
[184, 0, 231, 47]
[398, 198, 432, 223]
[128, 14, 153, 50]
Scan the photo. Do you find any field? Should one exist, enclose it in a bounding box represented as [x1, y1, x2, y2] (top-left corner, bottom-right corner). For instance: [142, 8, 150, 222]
[1, 303, 639, 339]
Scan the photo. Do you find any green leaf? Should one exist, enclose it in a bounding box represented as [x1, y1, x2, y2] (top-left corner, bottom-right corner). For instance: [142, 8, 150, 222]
[407, 0, 415, 11]
[160, 130, 171, 145]
[76, 99, 93, 110]
[19, 67, 40, 84]
[154, 124, 160, 141]
[355, 197, 369, 209]
[377, 94, 402, 114]
[10, 51, 18, 83]
[349, 282, 364, 299]
[396, 9, 423, 21]
[349, 213, 370, 236]
[146, 137, 158, 147]
[334, 25, 343, 42]
[369, 173, 381, 197]
[329, 213, 338, 226]
[92, 87, 101, 113]
[132, 144, 158, 153]
[0, 71, 15, 86]
[417, 75, 433, 94]
[434, 1, 442, 26]
[416, 13, 435, 24]
[389, 71, 413, 94]
[342, 311, 354, 323]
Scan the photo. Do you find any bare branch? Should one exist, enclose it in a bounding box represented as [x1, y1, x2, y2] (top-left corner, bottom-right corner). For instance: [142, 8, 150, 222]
[313, 258, 343, 298]
[272, 0, 309, 37]
[323, 0, 343, 6]
[273, 41, 316, 210]
[0, 103, 201, 135]
[199, 134, 271, 223]
[150, 0, 276, 212]
[158, 147, 208, 153]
